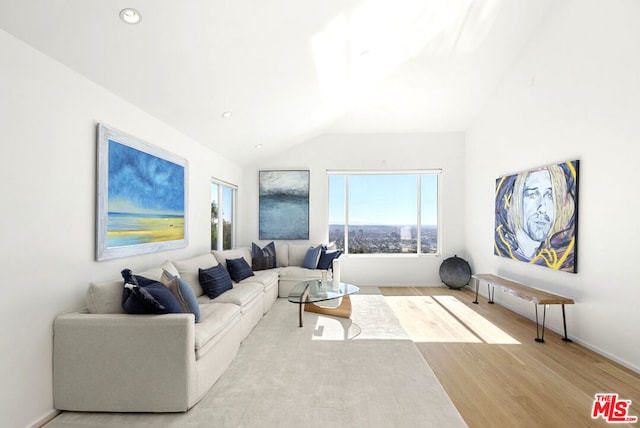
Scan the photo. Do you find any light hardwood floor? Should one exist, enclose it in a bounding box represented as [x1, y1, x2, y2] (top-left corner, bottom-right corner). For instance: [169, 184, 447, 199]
[379, 286, 640, 428]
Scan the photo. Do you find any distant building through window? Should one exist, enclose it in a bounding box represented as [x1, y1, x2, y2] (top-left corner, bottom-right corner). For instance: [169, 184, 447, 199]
[328, 171, 440, 255]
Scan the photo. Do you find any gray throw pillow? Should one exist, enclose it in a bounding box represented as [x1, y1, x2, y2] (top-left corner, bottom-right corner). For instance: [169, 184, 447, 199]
[251, 241, 277, 271]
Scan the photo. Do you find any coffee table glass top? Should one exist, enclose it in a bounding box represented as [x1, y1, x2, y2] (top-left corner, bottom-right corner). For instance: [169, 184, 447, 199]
[288, 280, 359, 304]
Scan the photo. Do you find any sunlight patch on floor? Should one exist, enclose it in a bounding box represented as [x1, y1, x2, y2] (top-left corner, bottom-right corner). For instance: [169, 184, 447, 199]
[432, 295, 520, 344]
[311, 316, 358, 341]
[385, 296, 481, 343]
[386, 295, 519, 344]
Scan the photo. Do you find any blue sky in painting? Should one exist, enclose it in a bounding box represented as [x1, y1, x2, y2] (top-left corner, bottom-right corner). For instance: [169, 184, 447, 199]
[259, 171, 309, 196]
[108, 140, 184, 215]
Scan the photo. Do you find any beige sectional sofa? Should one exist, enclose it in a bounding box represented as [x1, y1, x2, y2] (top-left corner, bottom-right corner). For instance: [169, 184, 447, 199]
[53, 243, 337, 413]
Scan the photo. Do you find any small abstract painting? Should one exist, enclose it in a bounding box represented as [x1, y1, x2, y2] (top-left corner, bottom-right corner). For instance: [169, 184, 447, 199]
[259, 170, 309, 240]
[494, 160, 579, 272]
[96, 124, 188, 260]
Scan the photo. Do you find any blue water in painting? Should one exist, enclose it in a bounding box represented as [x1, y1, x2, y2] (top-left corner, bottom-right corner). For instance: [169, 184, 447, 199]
[108, 212, 182, 231]
[109, 212, 183, 219]
[107, 212, 184, 247]
[259, 195, 309, 239]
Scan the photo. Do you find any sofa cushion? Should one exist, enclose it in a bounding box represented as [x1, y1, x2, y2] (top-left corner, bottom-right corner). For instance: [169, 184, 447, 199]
[135, 260, 179, 282]
[194, 303, 241, 353]
[249, 269, 280, 289]
[288, 243, 316, 266]
[173, 253, 219, 297]
[275, 242, 289, 267]
[85, 261, 179, 315]
[164, 276, 201, 323]
[302, 245, 322, 269]
[226, 257, 255, 282]
[86, 279, 125, 314]
[251, 242, 276, 271]
[201, 282, 263, 308]
[278, 266, 325, 280]
[199, 265, 233, 299]
[317, 248, 342, 270]
[160, 260, 180, 278]
[212, 248, 252, 268]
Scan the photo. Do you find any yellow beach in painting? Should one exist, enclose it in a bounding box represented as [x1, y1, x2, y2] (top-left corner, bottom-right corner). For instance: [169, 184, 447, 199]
[107, 214, 185, 247]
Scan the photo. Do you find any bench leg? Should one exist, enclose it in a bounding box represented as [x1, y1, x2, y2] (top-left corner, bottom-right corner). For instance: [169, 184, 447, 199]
[561, 304, 572, 342]
[534, 304, 573, 343]
[472, 280, 495, 304]
[473, 277, 479, 304]
[534, 304, 547, 343]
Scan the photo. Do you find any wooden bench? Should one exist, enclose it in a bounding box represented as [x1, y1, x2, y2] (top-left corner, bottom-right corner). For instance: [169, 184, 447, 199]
[471, 273, 575, 343]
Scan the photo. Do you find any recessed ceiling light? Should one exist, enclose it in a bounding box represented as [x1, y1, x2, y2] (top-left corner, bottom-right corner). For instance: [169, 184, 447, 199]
[119, 8, 141, 24]
[255, 144, 263, 150]
[222, 111, 233, 118]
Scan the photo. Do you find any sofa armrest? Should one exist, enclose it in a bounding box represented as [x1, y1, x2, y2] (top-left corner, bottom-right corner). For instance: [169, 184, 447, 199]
[53, 311, 196, 412]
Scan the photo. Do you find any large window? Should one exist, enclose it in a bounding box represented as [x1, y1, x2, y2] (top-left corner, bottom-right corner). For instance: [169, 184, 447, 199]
[211, 179, 237, 251]
[328, 170, 440, 255]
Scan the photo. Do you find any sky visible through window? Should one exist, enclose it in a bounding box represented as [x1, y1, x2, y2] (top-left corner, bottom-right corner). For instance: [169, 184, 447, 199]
[329, 173, 438, 226]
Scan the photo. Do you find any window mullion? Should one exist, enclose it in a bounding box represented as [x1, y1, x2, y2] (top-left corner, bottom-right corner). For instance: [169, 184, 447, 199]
[344, 175, 349, 255]
[417, 174, 422, 255]
[231, 188, 237, 249]
[217, 185, 224, 251]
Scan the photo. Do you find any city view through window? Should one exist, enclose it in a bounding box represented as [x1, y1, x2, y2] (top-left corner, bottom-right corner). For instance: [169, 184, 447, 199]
[328, 172, 439, 254]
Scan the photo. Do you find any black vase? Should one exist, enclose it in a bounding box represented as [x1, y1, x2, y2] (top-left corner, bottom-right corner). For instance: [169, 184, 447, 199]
[439, 255, 471, 289]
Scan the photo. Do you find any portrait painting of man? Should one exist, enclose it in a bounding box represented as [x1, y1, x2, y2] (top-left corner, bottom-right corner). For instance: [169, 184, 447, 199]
[494, 160, 579, 273]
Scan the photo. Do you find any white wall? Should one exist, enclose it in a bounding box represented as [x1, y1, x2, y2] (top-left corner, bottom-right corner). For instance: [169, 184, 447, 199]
[5, 1, 640, 425]
[0, 30, 244, 428]
[238, 132, 467, 286]
[465, 0, 640, 372]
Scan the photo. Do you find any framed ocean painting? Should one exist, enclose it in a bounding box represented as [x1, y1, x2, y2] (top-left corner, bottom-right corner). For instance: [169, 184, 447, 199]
[494, 160, 579, 273]
[96, 124, 188, 260]
[259, 170, 309, 240]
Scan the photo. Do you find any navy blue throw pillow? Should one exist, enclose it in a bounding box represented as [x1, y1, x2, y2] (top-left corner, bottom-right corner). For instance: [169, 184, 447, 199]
[134, 274, 184, 313]
[121, 269, 184, 315]
[251, 242, 277, 271]
[317, 248, 342, 270]
[140, 282, 184, 314]
[199, 264, 233, 299]
[122, 284, 167, 314]
[226, 257, 255, 282]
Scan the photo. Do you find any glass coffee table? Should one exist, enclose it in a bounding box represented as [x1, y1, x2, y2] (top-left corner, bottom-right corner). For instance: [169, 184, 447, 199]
[288, 280, 359, 327]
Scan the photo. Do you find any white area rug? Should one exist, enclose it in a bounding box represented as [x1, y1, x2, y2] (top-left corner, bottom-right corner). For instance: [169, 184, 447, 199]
[48, 296, 467, 428]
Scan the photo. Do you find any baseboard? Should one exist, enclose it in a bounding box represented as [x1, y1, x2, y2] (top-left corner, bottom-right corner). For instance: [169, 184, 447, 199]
[570, 337, 640, 374]
[30, 409, 61, 428]
[464, 284, 640, 374]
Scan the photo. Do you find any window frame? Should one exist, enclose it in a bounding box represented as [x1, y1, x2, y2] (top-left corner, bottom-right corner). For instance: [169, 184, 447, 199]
[211, 178, 238, 251]
[327, 169, 441, 257]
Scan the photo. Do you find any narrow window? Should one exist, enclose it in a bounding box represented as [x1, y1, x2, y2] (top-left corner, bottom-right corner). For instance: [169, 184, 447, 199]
[211, 179, 237, 250]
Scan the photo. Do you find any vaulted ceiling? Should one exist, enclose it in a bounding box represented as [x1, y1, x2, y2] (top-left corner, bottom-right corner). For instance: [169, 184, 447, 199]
[0, 0, 551, 165]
